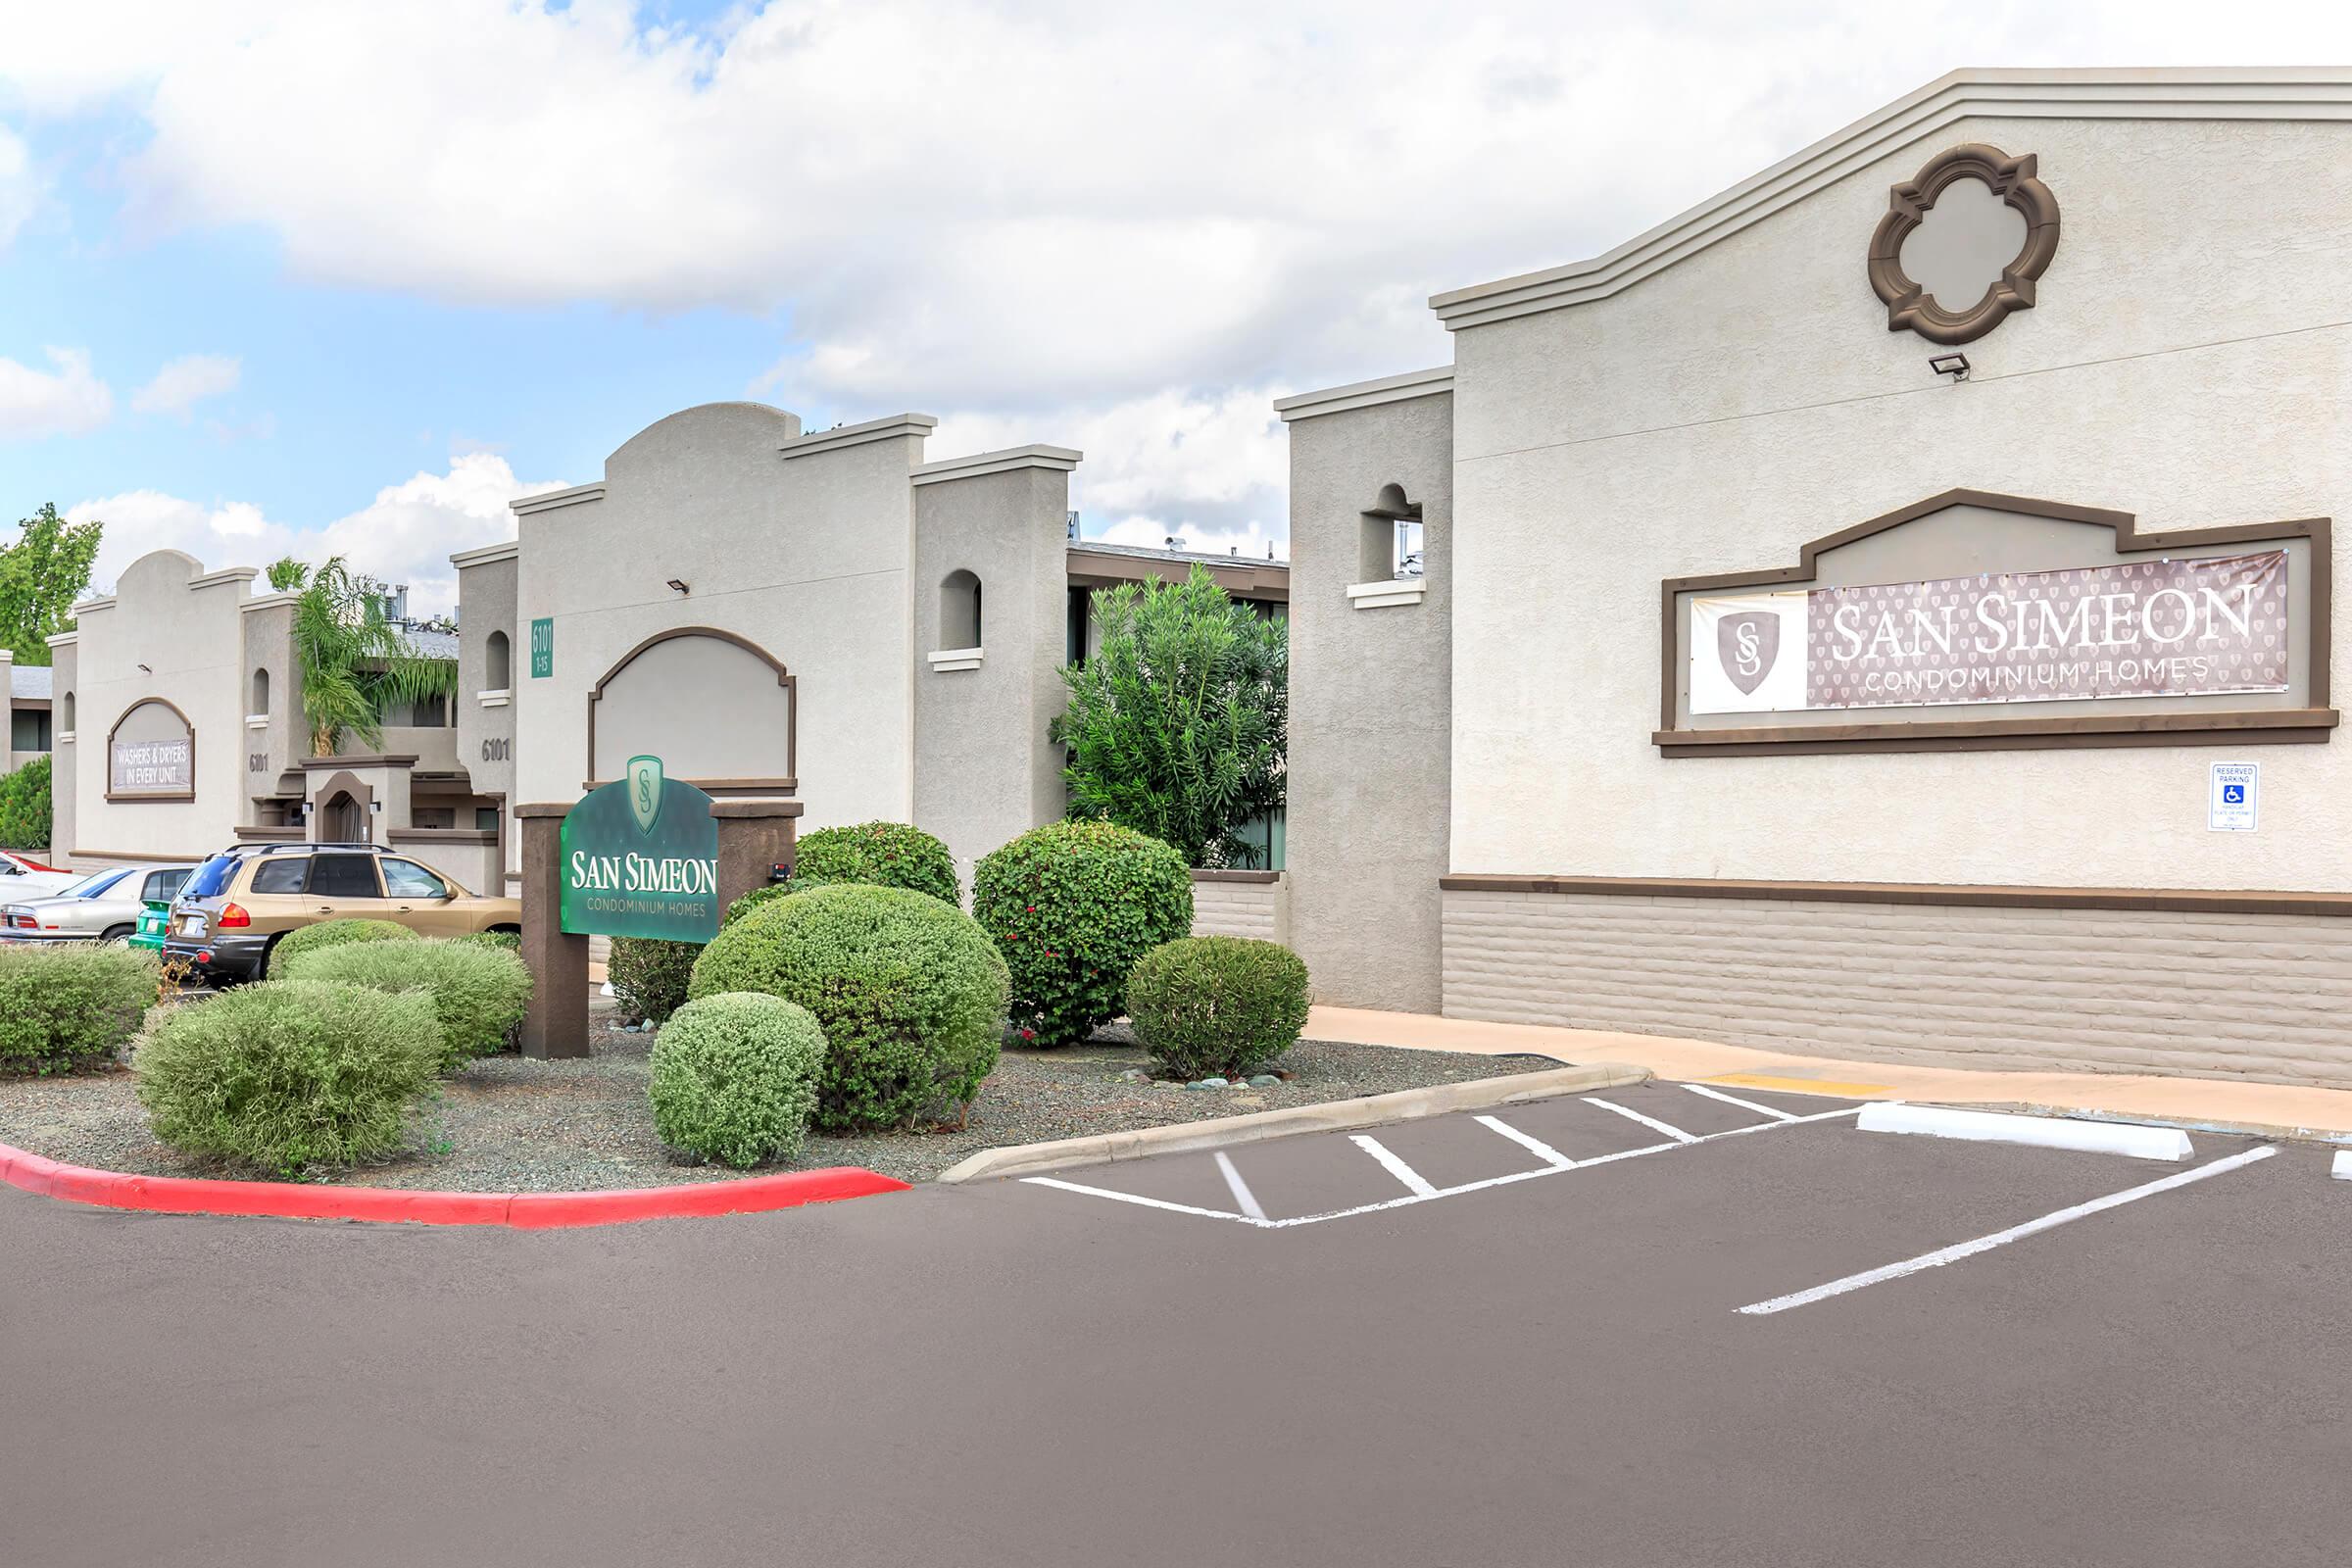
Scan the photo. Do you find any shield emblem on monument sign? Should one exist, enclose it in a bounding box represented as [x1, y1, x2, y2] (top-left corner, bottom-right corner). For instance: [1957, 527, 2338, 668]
[1716, 611, 1781, 696]
[626, 755, 664, 835]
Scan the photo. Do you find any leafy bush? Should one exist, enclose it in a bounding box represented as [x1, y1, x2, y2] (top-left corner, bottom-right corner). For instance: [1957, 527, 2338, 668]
[648, 992, 827, 1167]
[723, 882, 811, 928]
[0, 754, 53, 851]
[689, 883, 1007, 1131]
[454, 929, 520, 954]
[608, 937, 701, 1023]
[1125, 936, 1311, 1081]
[0, 943, 160, 1074]
[268, 917, 416, 978]
[972, 820, 1193, 1049]
[135, 980, 442, 1175]
[282, 938, 532, 1070]
[793, 821, 961, 906]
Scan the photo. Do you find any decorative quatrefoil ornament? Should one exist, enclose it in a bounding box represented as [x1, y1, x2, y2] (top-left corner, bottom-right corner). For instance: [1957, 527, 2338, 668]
[1867, 143, 2061, 345]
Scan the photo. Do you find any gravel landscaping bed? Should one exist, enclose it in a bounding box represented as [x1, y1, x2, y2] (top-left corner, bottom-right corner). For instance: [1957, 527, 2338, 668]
[0, 1011, 1561, 1190]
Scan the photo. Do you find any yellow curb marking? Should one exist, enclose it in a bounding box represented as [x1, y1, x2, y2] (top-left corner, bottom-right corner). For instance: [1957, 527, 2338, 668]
[1700, 1072, 1894, 1100]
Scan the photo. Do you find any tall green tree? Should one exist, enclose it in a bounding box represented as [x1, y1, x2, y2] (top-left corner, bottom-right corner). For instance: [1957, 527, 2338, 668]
[1053, 564, 1287, 867]
[0, 504, 103, 665]
[289, 557, 457, 757]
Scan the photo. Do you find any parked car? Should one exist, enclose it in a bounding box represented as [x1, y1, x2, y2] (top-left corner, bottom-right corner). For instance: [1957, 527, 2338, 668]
[164, 842, 521, 983]
[0, 849, 79, 901]
[2, 863, 194, 945]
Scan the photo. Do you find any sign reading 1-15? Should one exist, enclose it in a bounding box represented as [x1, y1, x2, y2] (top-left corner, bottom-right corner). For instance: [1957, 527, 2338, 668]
[530, 616, 555, 678]
[558, 755, 720, 942]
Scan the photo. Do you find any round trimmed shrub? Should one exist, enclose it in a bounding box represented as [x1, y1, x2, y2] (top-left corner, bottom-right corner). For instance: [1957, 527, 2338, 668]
[648, 992, 827, 1168]
[722, 881, 813, 928]
[607, 937, 701, 1023]
[268, 917, 416, 978]
[0, 943, 161, 1074]
[792, 821, 960, 906]
[282, 938, 533, 1070]
[135, 979, 442, 1175]
[972, 820, 1193, 1049]
[1125, 936, 1310, 1081]
[688, 883, 1008, 1131]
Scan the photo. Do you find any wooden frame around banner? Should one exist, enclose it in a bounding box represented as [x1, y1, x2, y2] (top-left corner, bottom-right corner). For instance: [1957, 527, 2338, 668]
[1655, 490, 2336, 758]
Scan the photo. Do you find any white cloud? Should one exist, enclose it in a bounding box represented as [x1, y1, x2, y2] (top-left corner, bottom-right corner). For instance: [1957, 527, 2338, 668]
[0, 125, 39, 250]
[130, 353, 241, 416]
[0, 346, 112, 438]
[71, 453, 567, 615]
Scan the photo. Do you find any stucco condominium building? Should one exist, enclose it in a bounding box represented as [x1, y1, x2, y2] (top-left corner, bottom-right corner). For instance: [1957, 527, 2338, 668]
[47, 409, 1285, 896]
[1277, 67, 2352, 1087]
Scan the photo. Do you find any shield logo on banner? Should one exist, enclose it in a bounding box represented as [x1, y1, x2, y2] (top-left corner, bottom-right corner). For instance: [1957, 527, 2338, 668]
[1717, 611, 1781, 696]
[626, 755, 664, 836]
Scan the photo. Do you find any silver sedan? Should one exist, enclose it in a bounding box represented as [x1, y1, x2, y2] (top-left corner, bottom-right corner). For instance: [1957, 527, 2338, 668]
[1, 864, 194, 944]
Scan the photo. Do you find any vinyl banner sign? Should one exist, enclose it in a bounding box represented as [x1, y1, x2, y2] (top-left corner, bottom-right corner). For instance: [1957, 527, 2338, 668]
[1690, 552, 2288, 714]
[559, 755, 722, 942]
[110, 738, 193, 794]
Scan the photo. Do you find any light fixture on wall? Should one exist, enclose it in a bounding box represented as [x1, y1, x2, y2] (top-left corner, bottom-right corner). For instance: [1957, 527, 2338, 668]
[1929, 352, 1971, 382]
[136, 662, 152, 673]
[665, 578, 691, 596]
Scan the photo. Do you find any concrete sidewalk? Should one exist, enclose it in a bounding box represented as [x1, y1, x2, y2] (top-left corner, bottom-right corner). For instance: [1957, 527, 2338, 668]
[1310, 1005, 2352, 1141]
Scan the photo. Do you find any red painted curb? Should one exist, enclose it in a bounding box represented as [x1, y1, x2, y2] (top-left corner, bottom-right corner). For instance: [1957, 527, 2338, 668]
[0, 1139, 910, 1228]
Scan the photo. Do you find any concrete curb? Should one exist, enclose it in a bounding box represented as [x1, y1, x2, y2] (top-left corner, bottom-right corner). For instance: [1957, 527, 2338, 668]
[935, 1062, 1652, 1184]
[0, 1139, 909, 1227]
[1856, 1102, 2195, 1161]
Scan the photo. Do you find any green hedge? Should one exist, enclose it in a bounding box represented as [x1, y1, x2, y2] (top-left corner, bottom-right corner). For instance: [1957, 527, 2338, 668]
[135, 980, 442, 1175]
[268, 917, 416, 979]
[792, 821, 960, 906]
[0, 943, 160, 1074]
[1124, 936, 1311, 1081]
[971, 820, 1193, 1049]
[608, 937, 701, 1024]
[0, 754, 52, 851]
[283, 938, 532, 1070]
[648, 992, 827, 1168]
[689, 883, 1007, 1131]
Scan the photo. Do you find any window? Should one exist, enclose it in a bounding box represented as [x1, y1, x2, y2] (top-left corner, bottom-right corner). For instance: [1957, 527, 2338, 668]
[940, 569, 983, 649]
[61, 691, 74, 734]
[485, 630, 511, 689]
[381, 858, 451, 899]
[1360, 483, 1424, 582]
[74, 869, 133, 899]
[144, 869, 191, 902]
[251, 667, 270, 715]
[476, 807, 502, 831]
[181, 853, 243, 901]
[249, 858, 310, 895]
[308, 856, 381, 899]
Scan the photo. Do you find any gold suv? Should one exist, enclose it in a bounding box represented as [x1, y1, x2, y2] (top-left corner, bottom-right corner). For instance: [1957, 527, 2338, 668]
[164, 843, 521, 983]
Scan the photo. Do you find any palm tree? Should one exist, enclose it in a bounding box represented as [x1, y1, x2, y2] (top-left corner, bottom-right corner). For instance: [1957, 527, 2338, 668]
[266, 557, 311, 591]
[289, 557, 457, 757]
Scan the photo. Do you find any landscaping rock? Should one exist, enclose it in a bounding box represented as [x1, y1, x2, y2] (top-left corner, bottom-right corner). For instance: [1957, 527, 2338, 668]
[1248, 1074, 1280, 1088]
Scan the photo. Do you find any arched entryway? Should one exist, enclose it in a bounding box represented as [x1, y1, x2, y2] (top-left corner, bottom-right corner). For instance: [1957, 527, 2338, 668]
[324, 790, 367, 844]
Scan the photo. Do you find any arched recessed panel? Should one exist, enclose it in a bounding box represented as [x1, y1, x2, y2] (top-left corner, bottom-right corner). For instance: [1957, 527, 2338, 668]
[940, 570, 982, 649]
[251, 667, 270, 715]
[107, 698, 196, 801]
[486, 629, 512, 689]
[587, 626, 796, 789]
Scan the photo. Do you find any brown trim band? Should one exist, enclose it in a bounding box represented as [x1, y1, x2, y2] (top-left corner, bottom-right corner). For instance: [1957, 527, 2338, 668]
[232, 826, 305, 842]
[386, 828, 499, 844]
[298, 753, 418, 769]
[1191, 868, 1282, 884]
[1440, 873, 2352, 919]
[1658, 490, 2333, 754]
[69, 849, 210, 864]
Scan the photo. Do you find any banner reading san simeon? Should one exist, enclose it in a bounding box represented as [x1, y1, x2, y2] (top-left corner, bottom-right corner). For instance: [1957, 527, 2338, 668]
[559, 755, 722, 942]
[1690, 552, 2288, 714]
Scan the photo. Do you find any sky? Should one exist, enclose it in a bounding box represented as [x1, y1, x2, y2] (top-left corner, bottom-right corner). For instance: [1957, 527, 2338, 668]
[3, 0, 2350, 614]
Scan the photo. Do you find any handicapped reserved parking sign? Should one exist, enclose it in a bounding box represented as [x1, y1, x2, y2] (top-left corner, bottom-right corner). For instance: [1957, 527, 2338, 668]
[2208, 760, 2259, 832]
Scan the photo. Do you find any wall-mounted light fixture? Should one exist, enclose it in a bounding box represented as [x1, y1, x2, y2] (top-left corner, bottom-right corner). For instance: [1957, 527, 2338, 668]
[136, 662, 152, 673]
[1929, 352, 1971, 382]
[665, 578, 691, 596]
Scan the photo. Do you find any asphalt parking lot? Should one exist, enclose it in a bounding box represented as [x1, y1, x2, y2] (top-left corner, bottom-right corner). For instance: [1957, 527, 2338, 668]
[5, 1081, 2349, 1568]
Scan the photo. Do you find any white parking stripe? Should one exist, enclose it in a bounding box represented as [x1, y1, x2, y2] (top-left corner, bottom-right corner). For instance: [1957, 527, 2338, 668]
[1213, 1151, 1268, 1221]
[1737, 1144, 2280, 1316]
[1683, 1083, 1801, 1122]
[1585, 1097, 1700, 1144]
[1022, 1176, 1258, 1223]
[1474, 1114, 1575, 1169]
[1351, 1135, 1440, 1198]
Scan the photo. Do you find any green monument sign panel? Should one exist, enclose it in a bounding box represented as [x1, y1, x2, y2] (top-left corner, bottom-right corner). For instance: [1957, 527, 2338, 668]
[559, 756, 720, 942]
[530, 616, 554, 678]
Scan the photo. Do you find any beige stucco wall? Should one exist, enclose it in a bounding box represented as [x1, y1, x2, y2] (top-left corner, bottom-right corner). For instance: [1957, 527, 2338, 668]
[69, 552, 255, 860]
[1283, 387, 1453, 1011]
[910, 460, 1074, 884]
[239, 596, 302, 809]
[455, 548, 518, 887]
[513, 403, 924, 830]
[1446, 113, 2352, 893]
[45, 636, 75, 858]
